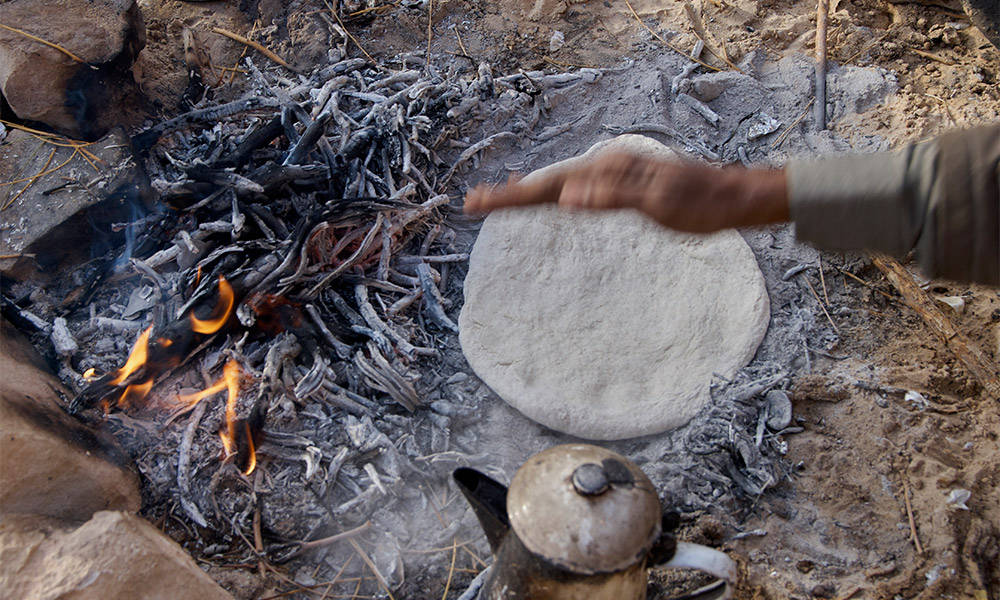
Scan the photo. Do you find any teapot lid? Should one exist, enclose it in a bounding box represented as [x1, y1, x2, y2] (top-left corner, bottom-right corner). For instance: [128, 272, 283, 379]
[506, 444, 662, 574]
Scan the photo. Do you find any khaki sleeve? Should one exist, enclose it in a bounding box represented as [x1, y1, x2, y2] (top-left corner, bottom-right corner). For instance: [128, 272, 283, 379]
[787, 124, 1000, 285]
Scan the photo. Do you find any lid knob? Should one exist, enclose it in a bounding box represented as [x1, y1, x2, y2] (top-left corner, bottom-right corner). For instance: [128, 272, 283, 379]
[571, 463, 609, 496]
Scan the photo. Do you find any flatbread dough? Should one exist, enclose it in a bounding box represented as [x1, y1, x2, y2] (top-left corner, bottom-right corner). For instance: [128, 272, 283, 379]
[459, 135, 769, 440]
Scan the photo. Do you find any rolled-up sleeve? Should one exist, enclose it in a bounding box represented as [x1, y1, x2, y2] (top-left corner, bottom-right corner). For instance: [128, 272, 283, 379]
[787, 124, 1000, 285]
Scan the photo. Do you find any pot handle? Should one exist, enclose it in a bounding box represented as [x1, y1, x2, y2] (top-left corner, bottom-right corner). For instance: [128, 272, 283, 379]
[659, 541, 737, 600]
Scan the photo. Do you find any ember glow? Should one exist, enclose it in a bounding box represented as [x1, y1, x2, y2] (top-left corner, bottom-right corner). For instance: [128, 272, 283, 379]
[82, 367, 97, 381]
[190, 275, 235, 334]
[109, 326, 152, 386]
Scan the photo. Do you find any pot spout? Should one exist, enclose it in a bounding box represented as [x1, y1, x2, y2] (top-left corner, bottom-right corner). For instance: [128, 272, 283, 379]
[453, 467, 510, 554]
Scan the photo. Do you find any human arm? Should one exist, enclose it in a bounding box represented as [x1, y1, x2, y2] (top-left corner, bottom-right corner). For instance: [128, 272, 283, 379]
[464, 124, 1000, 284]
[464, 152, 789, 234]
[787, 123, 999, 285]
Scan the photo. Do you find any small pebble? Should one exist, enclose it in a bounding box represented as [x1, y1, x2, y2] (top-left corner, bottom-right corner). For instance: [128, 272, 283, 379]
[765, 390, 793, 430]
[50, 317, 78, 357]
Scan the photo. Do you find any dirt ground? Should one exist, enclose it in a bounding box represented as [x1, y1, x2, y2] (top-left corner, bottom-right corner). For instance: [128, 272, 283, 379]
[122, 0, 1000, 598]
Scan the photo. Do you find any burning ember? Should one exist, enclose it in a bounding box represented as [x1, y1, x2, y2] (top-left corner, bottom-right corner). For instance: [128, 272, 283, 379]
[189, 275, 234, 334]
[91, 275, 258, 472]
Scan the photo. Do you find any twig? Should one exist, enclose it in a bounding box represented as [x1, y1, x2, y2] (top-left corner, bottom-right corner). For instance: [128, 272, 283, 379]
[682, 2, 742, 72]
[454, 24, 469, 57]
[622, 0, 721, 72]
[924, 93, 958, 125]
[819, 257, 830, 306]
[177, 401, 209, 528]
[815, 0, 828, 130]
[349, 538, 395, 600]
[902, 477, 924, 555]
[871, 254, 1000, 399]
[907, 46, 955, 65]
[843, 30, 891, 64]
[2, 148, 79, 210]
[441, 537, 458, 600]
[211, 27, 298, 72]
[0, 22, 93, 65]
[426, 0, 433, 68]
[254, 506, 266, 577]
[804, 277, 840, 335]
[326, 1, 378, 66]
[834, 266, 896, 301]
[771, 98, 814, 149]
[298, 521, 372, 552]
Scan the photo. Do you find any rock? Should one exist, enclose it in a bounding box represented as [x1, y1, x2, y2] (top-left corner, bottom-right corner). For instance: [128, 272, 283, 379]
[826, 64, 898, 123]
[765, 390, 793, 431]
[688, 71, 751, 103]
[0, 511, 234, 600]
[50, 317, 77, 357]
[0, 321, 141, 521]
[935, 295, 966, 313]
[0, 0, 145, 140]
[0, 127, 148, 279]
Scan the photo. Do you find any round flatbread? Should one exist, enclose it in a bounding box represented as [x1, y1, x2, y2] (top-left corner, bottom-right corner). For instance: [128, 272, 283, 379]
[459, 135, 769, 440]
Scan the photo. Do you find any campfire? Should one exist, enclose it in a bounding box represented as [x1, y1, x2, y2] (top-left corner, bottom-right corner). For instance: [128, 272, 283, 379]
[0, 43, 634, 595]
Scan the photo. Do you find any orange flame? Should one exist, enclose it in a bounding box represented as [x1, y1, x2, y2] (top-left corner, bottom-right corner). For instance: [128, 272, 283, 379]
[83, 367, 97, 381]
[219, 359, 243, 464]
[190, 276, 234, 334]
[176, 378, 228, 408]
[243, 421, 257, 475]
[109, 326, 152, 386]
[186, 359, 255, 476]
[118, 378, 153, 409]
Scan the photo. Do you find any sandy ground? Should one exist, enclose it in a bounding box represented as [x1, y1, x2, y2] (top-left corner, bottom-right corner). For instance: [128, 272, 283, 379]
[117, 0, 1000, 598]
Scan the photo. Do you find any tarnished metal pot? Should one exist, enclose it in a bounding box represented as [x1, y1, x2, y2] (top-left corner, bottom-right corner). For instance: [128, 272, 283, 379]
[454, 444, 736, 600]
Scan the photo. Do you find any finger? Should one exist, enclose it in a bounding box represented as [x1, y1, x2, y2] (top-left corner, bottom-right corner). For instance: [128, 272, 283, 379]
[463, 171, 568, 214]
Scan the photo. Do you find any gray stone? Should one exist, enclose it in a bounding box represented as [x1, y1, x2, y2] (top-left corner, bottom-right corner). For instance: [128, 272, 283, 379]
[765, 390, 793, 431]
[0, 321, 141, 521]
[0, 0, 145, 140]
[49, 317, 77, 357]
[0, 128, 147, 279]
[0, 511, 234, 600]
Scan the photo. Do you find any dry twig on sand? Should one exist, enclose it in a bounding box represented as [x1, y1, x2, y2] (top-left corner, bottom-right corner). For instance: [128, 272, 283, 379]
[0, 22, 92, 65]
[815, 0, 828, 130]
[901, 476, 924, 555]
[871, 254, 1000, 399]
[622, 0, 721, 72]
[212, 27, 298, 72]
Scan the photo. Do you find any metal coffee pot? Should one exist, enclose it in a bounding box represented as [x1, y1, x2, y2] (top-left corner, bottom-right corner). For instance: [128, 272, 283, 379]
[454, 444, 736, 600]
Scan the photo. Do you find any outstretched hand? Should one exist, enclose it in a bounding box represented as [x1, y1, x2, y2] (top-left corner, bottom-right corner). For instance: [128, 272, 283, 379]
[464, 152, 790, 234]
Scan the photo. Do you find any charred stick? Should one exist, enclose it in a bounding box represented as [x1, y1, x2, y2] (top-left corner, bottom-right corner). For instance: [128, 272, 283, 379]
[132, 96, 279, 153]
[354, 344, 418, 411]
[815, 0, 829, 130]
[305, 303, 353, 359]
[177, 401, 210, 528]
[441, 131, 518, 187]
[417, 263, 458, 333]
[387, 290, 422, 317]
[294, 355, 329, 399]
[223, 115, 284, 168]
[305, 214, 384, 298]
[318, 380, 372, 416]
[354, 283, 435, 359]
[397, 253, 468, 265]
[285, 110, 333, 166]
